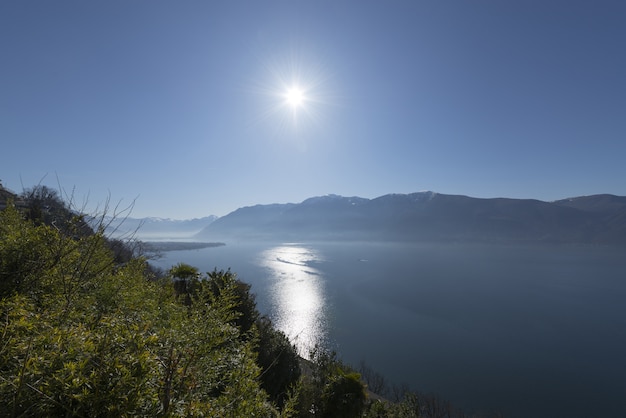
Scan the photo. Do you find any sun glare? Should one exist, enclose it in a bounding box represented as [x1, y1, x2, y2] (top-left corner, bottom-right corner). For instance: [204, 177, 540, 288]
[249, 48, 334, 136]
[285, 87, 305, 108]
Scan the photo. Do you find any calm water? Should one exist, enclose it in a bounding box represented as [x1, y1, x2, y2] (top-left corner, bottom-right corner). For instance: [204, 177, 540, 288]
[150, 241, 626, 417]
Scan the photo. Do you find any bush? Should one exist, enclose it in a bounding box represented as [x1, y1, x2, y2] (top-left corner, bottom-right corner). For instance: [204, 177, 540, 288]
[0, 202, 276, 416]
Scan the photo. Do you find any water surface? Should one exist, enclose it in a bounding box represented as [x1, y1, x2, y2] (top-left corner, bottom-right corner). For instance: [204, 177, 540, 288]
[150, 241, 626, 417]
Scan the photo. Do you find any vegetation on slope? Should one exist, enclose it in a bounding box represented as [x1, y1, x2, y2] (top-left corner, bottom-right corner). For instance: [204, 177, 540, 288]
[0, 201, 275, 415]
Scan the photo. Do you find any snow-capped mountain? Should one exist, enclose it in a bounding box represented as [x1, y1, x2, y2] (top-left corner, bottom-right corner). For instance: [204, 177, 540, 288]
[196, 192, 626, 245]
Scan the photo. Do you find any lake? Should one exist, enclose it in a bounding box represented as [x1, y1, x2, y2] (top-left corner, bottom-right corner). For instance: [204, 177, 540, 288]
[149, 240, 626, 417]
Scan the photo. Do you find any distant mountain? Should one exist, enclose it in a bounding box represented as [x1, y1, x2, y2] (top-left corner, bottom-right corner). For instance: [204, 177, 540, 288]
[103, 215, 218, 239]
[553, 194, 626, 244]
[196, 192, 626, 245]
[554, 194, 626, 214]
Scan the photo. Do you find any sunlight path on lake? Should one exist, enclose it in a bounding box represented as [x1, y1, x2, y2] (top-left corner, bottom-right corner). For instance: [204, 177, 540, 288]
[258, 245, 327, 358]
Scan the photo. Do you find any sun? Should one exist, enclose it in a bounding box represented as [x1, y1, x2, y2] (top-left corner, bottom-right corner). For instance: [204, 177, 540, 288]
[285, 86, 305, 108]
[248, 48, 334, 136]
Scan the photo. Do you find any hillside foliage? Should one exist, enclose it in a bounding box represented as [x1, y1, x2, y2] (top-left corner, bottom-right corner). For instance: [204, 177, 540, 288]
[0, 200, 279, 416]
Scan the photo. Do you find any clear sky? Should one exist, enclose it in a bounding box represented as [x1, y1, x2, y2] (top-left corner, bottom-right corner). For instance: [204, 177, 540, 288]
[2, 1, 625, 219]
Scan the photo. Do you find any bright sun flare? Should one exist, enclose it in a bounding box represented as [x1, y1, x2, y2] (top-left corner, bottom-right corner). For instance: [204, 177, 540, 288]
[252, 51, 331, 132]
[285, 87, 305, 108]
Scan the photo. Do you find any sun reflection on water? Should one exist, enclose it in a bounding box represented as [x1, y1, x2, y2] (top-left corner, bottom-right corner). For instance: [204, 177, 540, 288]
[259, 245, 327, 358]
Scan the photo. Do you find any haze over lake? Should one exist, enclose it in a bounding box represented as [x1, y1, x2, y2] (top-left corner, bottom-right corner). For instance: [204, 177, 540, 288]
[150, 240, 626, 418]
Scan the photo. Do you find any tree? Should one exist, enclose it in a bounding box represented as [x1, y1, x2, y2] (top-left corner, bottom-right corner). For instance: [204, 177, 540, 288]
[321, 368, 367, 418]
[256, 316, 302, 408]
[204, 269, 259, 334]
[196, 269, 301, 410]
[0, 203, 56, 298]
[295, 346, 367, 417]
[169, 262, 200, 305]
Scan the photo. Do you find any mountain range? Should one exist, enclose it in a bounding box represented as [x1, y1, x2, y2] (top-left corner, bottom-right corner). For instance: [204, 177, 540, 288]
[195, 192, 626, 245]
[3, 183, 626, 245]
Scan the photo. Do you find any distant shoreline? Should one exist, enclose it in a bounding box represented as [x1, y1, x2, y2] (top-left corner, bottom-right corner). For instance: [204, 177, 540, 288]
[142, 241, 225, 252]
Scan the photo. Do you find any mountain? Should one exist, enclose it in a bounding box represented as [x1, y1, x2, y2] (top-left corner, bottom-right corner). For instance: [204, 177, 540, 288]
[553, 194, 626, 214]
[196, 192, 626, 245]
[553, 194, 626, 244]
[102, 215, 218, 239]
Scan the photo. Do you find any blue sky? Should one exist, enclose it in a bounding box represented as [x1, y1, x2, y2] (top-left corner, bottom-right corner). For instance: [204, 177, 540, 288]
[2, 1, 625, 219]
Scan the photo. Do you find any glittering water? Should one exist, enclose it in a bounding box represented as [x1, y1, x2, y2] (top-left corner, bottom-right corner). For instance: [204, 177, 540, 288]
[258, 245, 328, 357]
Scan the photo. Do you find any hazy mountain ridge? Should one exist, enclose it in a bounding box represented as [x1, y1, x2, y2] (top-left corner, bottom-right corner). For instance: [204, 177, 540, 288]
[196, 192, 626, 245]
[4, 184, 626, 244]
[102, 215, 218, 239]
